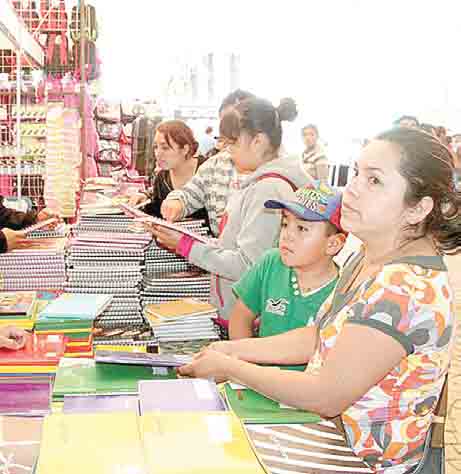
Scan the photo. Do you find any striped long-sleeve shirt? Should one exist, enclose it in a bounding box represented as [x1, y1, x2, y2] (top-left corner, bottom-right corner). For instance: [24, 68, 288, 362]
[165, 149, 240, 236]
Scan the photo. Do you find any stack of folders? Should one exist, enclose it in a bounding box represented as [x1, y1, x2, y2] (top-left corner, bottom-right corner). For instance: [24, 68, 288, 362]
[144, 298, 220, 343]
[141, 270, 211, 306]
[0, 238, 67, 291]
[35, 411, 268, 474]
[66, 225, 151, 325]
[35, 293, 113, 358]
[0, 291, 37, 330]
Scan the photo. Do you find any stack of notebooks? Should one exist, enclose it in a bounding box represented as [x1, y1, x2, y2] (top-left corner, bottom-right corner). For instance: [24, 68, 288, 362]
[52, 357, 176, 402]
[144, 298, 220, 344]
[35, 293, 112, 358]
[143, 218, 210, 275]
[66, 223, 151, 326]
[35, 411, 268, 474]
[0, 291, 37, 330]
[0, 238, 67, 290]
[0, 332, 66, 378]
[92, 323, 157, 350]
[60, 378, 225, 415]
[141, 270, 211, 306]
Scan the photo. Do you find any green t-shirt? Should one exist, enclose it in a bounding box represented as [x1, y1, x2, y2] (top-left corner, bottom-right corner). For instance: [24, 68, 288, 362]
[233, 249, 338, 371]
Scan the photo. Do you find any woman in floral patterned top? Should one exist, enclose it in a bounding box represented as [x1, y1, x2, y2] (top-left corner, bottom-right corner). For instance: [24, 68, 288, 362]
[179, 127, 461, 474]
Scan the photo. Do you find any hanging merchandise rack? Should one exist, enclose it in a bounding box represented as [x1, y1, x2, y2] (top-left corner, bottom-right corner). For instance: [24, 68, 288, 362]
[0, 0, 102, 215]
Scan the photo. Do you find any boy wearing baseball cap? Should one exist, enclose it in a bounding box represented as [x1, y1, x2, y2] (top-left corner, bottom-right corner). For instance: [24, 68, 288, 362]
[229, 183, 346, 369]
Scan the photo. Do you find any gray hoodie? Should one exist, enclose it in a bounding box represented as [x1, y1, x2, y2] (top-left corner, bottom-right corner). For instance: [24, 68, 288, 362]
[188, 157, 313, 320]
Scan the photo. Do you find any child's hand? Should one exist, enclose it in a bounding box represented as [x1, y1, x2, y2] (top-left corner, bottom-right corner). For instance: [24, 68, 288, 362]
[161, 200, 184, 222]
[0, 326, 26, 350]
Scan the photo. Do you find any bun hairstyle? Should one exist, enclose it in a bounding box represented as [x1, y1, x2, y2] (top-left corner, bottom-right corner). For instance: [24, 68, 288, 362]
[376, 127, 461, 254]
[218, 89, 256, 114]
[156, 120, 199, 159]
[234, 96, 298, 150]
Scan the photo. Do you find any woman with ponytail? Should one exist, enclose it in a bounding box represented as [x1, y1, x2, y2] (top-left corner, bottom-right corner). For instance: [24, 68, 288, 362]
[151, 97, 312, 321]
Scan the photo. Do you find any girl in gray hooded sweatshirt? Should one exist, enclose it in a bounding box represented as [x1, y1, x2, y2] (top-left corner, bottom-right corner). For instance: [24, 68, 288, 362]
[152, 97, 313, 323]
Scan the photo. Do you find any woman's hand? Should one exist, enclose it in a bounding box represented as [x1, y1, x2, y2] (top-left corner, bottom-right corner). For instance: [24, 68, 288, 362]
[161, 200, 184, 222]
[128, 193, 147, 207]
[178, 348, 235, 383]
[2, 228, 27, 251]
[36, 208, 61, 227]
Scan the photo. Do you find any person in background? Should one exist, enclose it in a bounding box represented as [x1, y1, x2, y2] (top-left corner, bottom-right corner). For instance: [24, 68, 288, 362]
[301, 124, 329, 183]
[128, 120, 208, 223]
[179, 127, 460, 474]
[198, 125, 216, 156]
[161, 89, 256, 237]
[394, 114, 419, 128]
[229, 184, 345, 356]
[0, 326, 26, 350]
[152, 96, 311, 322]
[0, 198, 58, 253]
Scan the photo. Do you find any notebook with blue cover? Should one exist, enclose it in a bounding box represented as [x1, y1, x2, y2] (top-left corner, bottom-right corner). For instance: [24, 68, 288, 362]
[38, 293, 113, 320]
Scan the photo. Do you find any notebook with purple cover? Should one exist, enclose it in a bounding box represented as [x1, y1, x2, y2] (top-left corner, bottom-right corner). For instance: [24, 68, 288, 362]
[95, 350, 192, 367]
[0, 382, 51, 415]
[63, 394, 139, 414]
[138, 379, 226, 413]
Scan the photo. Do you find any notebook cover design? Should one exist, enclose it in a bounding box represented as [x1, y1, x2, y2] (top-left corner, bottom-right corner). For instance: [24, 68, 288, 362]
[63, 394, 139, 414]
[138, 379, 226, 413]
[223, 384, 321, 424]
[35, 412, 148, 474]
[140, 411, 268, 474]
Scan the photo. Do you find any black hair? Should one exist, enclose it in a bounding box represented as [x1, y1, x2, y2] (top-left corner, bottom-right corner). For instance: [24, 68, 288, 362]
[393, 115, 420, 127]
[234, 96, 298, 150]
[376, 127, 461, 254]
[218, 89, 256, 114]
[420, 123, 436, 135]
[302, 124, 319, 136]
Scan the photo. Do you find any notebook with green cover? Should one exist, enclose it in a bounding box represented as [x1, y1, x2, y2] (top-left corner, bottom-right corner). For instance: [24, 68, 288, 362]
[52, 358, 176, 401]
[223, 384, 321, 424]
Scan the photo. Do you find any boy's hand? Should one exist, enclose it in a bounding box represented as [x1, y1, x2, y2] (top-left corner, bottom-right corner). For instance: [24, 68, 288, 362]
[161, 200, 184, 222]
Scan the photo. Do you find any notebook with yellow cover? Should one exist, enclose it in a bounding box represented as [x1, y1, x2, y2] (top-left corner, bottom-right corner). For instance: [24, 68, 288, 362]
[140, 411, 268, 474]
[35, 412, 148, 474]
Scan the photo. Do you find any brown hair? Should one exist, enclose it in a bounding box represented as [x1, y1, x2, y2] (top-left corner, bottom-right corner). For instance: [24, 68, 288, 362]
[376, 127, 461, 254]
[156, 120, 198, 159]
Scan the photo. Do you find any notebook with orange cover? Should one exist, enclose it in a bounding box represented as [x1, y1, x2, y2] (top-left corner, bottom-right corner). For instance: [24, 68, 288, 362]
[35, 412, 148, 474]
[144, 298, 216, 322]
[140, 411, 268, 474]
[0, 291, 37, 316]
[0, 333, 66, 366]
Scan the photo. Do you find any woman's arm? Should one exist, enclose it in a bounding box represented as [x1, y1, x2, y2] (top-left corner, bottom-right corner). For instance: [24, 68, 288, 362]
[180, 324, 406, 418]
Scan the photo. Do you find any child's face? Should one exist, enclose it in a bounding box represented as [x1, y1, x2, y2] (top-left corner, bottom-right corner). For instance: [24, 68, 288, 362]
[279, 211, 334, 269]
